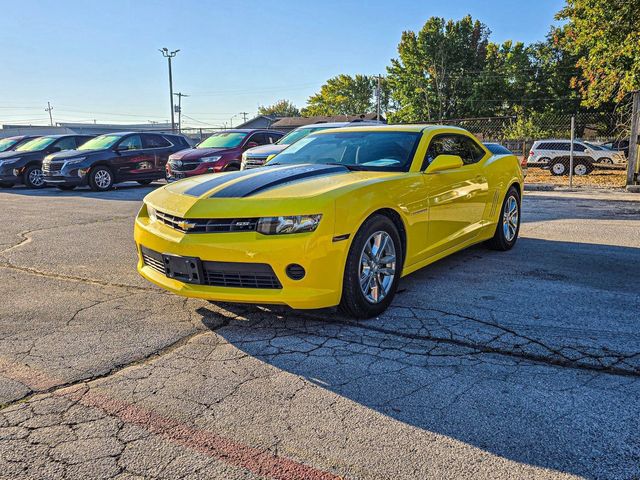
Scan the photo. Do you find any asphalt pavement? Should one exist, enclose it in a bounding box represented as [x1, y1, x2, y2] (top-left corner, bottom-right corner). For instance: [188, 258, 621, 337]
[0, 182, 639, 479]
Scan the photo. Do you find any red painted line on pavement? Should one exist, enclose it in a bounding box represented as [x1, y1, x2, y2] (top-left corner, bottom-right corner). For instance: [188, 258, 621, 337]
[62, 386, 342, 480]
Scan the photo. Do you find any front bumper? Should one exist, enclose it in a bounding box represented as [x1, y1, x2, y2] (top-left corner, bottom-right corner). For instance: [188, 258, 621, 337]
[42, 162, 89, 186]
[134, 210, 349, 309]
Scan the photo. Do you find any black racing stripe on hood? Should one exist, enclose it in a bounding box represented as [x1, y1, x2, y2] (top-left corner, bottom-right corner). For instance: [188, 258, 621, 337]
[211, 164, 349, 198]
[183, 169, 258, 197]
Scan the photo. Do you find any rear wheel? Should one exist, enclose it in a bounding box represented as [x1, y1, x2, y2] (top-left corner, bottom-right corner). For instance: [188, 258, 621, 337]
[0, 181, 13, 188]
[339, 214, 403, 319]
[573, 162, 590, 176]
[550, 159, 567, 176]
[24, 165, 45, 188]
[487, 186, 520, 251]
[89, 166, 114, 191]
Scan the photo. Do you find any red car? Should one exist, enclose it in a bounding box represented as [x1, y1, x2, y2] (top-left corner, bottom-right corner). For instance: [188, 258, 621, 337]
[166, 129, 283, 181]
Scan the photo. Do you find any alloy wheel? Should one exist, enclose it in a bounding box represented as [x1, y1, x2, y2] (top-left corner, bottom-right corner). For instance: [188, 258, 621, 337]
[574, 163, 588, 176]
[502, 195, 519, 242]
[95, 169, 112, 189]
[28, 168, 44, 187]
[359, 231, 396, 304]
[552, 162, 566, 175]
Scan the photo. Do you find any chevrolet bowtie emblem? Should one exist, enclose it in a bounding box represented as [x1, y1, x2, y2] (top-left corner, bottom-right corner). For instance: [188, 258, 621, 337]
[177, 220, 197, 231]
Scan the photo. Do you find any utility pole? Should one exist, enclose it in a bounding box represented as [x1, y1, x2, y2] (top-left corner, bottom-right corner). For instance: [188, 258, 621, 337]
[569, 115, 575, 189]
[376, 75, 382, 122]
[159, 48, 180, 132]
[173, 92, 189, 133]
[627, 90, 640, 186]
[240, 112, 249, 124]
[45, 102, 54, 126]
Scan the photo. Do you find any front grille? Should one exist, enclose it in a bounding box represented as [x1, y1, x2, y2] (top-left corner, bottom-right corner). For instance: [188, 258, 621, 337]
[169, 160, 200, 172]
[42, 163, 63, 175]
[141, 246, 282, 289]
[156, 210, 258, 233]
[243, 156, 268, 169]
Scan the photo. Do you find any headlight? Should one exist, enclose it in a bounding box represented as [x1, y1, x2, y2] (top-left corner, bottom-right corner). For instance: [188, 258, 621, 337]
[147, 205, 157, 222]
[64, 157, 86, 166]
[257, 214, 322, 235]
[200, 156, 221, 163]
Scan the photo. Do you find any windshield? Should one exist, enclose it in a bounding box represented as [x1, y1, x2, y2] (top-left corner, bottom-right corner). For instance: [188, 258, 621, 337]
[16, 137, 56, 152]
[198, 132, 248, 149]
[278, 126, 332, 145]
[78, 134, 122, 151]
[0, 138, 19, 151]
[271, 131, 421, 172]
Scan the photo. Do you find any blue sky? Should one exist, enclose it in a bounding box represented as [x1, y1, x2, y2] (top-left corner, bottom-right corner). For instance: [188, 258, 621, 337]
[0, 0, 565, 128]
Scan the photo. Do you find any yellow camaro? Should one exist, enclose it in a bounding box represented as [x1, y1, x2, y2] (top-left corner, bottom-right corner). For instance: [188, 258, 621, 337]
[135, 125, 523, 318]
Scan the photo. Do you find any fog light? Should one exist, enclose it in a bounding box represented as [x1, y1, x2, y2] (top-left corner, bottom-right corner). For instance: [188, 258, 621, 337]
[286, 264, 305, 280]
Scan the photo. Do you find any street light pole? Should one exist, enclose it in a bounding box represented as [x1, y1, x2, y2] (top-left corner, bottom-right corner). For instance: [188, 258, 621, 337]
[159, 48, 180, 132]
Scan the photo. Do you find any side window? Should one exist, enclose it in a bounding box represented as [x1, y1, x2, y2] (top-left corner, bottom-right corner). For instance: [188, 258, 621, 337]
[118, 135, 142, 150]
[143, 134, 171, 148]
[266, 132, 282, 144]
[76, 137, 92, 148]
[538, 142, 552, 150]
[557, 143, 570, 151]
[573, 143, 586, 152]
[423, 134, 486, 168]
[248, 133, 267, 145]
[54, 137, 77, 151]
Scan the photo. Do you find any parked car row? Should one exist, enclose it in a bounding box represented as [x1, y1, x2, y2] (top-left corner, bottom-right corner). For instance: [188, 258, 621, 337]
[527, 138, 627, 176]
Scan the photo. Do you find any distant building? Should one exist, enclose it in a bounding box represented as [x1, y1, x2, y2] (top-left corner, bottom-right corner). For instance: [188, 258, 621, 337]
[233, 115, 281, 130]
[0, 122, 175, 139]
[270, 113, 384, 132]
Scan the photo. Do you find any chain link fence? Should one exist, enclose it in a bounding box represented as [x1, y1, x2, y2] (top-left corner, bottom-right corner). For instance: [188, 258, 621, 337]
[423, 108, 633, 188]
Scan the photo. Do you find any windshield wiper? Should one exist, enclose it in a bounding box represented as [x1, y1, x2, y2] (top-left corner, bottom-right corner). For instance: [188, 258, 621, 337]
[325, 162, 366, 171]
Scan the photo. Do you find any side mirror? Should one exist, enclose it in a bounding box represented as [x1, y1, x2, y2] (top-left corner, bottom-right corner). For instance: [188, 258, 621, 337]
[115, 144, 129, 152]
[424, 154, 464, 174]
[48, 146, 61, 153]
[245, 142, 259, 150]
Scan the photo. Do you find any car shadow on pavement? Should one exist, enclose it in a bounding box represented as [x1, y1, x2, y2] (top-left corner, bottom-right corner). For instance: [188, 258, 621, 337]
[201, 237, 640, 479]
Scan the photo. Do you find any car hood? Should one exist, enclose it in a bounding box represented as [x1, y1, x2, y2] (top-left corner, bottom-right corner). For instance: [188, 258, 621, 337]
[144, 163, 400, 218]
[244, 144, 288, 157]
[45, 149, 92, 161]
[169, 147, 233, 161]
[0, 150, 26, 160]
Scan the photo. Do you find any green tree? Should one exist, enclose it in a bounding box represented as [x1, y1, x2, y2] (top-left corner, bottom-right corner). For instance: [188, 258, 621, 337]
[386, 15, 490, 122]
[258, 99, 300, 117]
[302, 74, 381, 116]
[558, 0, 640, 107]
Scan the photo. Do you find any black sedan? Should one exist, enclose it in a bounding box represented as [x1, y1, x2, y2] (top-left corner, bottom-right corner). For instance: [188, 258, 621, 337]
[42, 132, 190, 191]
[0, 135, 94, 188]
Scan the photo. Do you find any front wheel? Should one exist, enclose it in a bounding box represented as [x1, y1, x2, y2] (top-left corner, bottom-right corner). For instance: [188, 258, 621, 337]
[487, 186, 521, 251]
[24, 165, 45, 188]
[89, 166, 114, 191]
[339, 214, 403, 319]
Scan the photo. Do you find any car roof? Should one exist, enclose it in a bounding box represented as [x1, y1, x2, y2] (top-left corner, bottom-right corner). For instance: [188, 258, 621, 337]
[292, 121, 381, 130]
[312, 124, 469, 134]
[210, 129, 281, 134]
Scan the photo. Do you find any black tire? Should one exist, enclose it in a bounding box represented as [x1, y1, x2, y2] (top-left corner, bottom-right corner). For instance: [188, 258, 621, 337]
[23, 165, 45, 189]
[573, 161, 592, 176]
[137, 179, 153, 185]
[339, 214, 404, 319]
[600, 157, 612, 165]
[89, 166, 114, 191]
[487, 186, 521, 251]
[549, 159, 567, 176]
[57, 185, 76, 191]
[0, 181, 13, 188]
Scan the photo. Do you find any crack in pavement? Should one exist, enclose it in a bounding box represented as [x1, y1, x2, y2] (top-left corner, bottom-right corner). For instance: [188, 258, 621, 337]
[0, 309, 231, 412]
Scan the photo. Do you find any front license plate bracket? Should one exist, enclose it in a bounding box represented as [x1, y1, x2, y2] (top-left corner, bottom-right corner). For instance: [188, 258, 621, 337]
[163, 254, 203, 284]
